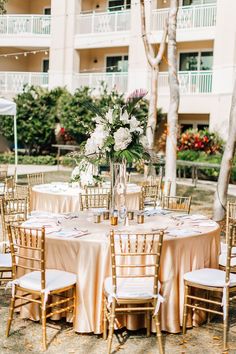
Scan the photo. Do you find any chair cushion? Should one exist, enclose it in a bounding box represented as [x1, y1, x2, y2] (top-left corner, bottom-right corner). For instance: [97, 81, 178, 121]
[0, 253, 12, 268]
[220, 242, 236, 254]
[104, 277, 160, 299]
[16, 269, 76, 292]
[184, 268, 236, 287]
[219, 254, 236, 267]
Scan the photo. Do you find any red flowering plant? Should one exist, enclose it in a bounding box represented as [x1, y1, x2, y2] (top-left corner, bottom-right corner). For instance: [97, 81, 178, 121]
[178, 129, 223, 155]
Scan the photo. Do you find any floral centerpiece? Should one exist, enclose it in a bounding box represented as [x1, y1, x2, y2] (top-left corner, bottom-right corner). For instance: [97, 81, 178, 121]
[71, 89, 149, 217]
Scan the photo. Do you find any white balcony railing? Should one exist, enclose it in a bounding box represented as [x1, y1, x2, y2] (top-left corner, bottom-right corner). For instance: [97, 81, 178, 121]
[152, 4, 216, 31]
[158, 71, 213, 94]
[0, 72, 49, 93]
[0, 15, 51, 35]
[77, 10, 131, 34]
[74, 72, 128, 93]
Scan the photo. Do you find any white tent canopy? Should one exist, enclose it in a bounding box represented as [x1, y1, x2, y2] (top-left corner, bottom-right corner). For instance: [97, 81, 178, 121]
[0, 98, 17, 170]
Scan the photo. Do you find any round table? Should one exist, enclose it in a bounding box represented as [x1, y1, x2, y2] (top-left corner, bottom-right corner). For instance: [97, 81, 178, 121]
[20, 211, 220, 334]
[31, 182, 141, 213]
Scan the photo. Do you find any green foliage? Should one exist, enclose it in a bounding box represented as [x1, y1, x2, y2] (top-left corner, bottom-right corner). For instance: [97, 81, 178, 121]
[0, 86, 66, 154]
[58, 87, 95, 143]
[0, 153, 56, 165]
[0, 0, 7, 14]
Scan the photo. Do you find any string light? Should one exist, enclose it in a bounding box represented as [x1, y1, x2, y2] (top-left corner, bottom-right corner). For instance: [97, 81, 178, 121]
[0, 49, 49, 59]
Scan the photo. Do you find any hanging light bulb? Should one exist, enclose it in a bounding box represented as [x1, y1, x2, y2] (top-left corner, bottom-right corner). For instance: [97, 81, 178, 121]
[45, 50, 48, 55]
[33, 51, 36, 55]
[15, 56, 19, 60]
[24, 52, 27, 57]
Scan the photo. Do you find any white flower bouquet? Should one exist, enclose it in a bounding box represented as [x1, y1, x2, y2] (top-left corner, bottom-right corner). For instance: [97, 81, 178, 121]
[83, 89, 150, 164]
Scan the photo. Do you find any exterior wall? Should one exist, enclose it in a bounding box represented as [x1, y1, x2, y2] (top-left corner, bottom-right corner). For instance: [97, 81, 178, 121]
[6, 0, 51, 14]
[79, 47, 128, 72]
[81, 0, 107, 13]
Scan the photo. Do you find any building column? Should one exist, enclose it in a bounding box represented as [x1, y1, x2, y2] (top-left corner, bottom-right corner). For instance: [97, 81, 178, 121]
[210, 0, 236, 137]
[49, 0, 79, 91]
[127, 0, 151, 93]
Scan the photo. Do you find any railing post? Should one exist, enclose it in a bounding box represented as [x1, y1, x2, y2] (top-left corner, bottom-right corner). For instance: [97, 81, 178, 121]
[5, 72, 7, 92]
[6, 15, 9, 34]
[91, 12, 95, 33]
[114, 12, 118, 32]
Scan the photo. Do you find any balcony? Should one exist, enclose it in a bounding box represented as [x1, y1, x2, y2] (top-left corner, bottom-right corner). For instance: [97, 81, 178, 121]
[0, 15, 51, 46]
[73, 72, 128, 93]
[158, 71, 213, 95]
[75, 10, 131, 49]
[152, 4, 217, 42]
[0, 72, 49, 94]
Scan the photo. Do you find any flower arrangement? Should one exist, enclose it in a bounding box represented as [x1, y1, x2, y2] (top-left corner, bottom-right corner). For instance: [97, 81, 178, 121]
[71, 158, 101, 186]
[82, 89, 149, 164]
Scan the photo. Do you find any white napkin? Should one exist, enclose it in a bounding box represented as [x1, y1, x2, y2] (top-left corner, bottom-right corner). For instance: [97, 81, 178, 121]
[167, 228, 202, 237]
[180, 214, 208, 221]
[195, 221, 217, 227]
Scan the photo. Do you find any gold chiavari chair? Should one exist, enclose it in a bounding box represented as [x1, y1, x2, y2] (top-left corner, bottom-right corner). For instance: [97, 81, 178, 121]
[3, 176, 15, 199]
[103, 230, 165, 354]
[0, 170, 7, 196]
[6, 225, 77, 351]
[219, 201, 236, 272]
[182, 224, 236, 353]
[27, 172, 45, 186]
[140, 184, 160, 210]
[161, 195, 192, 214]
[85, 186, 110, 195]
[14, 184, 32, 214]
[0, 196, 27, 287]
[80, 191, 110, 211]
[0, 197, 28, 244]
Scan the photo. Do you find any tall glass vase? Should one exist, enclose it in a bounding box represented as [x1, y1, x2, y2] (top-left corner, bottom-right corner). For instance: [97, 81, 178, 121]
[110, 159, 127, 224]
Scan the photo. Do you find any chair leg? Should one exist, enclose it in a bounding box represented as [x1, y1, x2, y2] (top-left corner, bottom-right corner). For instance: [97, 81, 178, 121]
[103, 295, 108, 340]
[107, 299, 116, 354]
[146, 309, 151, 337]
[223, 290, 229, 353]
[72, 284, 77, 326]
[41, 295, 47, 351]
[182, 284, 189, 335]
[6, 292, 16, 337]
[154, 314, 163, 354]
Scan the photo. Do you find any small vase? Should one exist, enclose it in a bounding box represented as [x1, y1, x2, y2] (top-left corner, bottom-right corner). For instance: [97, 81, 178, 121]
[110, 159, 127, 224]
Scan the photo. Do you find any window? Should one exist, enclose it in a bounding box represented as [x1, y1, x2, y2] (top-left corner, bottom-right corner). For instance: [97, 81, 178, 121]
[44, 8, 51, 15]
[179, 51, 213, 71]
[106, 55, 128, 72]
[182, 0, 216, 5]
[181, 124, 193, 132]
[108, 0, 131, 11]
[42, 59, 49, 73]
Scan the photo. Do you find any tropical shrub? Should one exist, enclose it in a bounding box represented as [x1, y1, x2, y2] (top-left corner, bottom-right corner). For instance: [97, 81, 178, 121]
[178, 129, 223, 154]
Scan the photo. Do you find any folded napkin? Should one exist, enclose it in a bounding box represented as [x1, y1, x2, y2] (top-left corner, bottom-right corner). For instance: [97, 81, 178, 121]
[49, 229, 89, 238]
[180, 214, 208, 221]
[145, 208, 172, 216]
[195, 221, 217, 227]
[167, 228, 202, 237]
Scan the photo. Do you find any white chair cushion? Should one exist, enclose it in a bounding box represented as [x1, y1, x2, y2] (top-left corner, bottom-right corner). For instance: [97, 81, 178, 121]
[0, 253, 12, 268]
[16, 269, 76, 292]
[104, 277, 160, 299]
[220, 241, 236, 254]
[184, 268, 236, 287]
[219, 254, 236, 267]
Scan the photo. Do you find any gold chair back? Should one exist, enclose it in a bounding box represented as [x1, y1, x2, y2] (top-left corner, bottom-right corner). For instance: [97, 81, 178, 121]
[226, 224, 236, 282]
[0, 197, 28, 244]
[85, 186, 110, 195]
[27, 172, 44, 186]
[80, 191, 110, 210]
[140, 184, 160, 209]
[4, 176, 15, 198]
[14, 184, 32, 213]
[226, 201, 236, 242]
[161, 195, 191, 214]
[8, 225, 46, 289]
[110, 230, 164, 295]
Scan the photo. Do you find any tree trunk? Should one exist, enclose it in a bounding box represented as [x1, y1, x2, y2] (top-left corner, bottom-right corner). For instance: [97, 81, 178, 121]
[146, 67, 158, 148]
[213, 79, 236, 221]
[140, 0, 168, 150]
[165, 0, 179, 196]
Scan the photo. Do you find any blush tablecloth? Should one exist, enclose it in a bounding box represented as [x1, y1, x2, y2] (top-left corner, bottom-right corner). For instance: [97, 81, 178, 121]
[20, 211, 220, 334]
[31, 183, 141, 213]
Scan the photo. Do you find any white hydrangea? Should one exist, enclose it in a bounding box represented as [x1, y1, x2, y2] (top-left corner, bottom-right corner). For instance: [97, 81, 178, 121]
[140, 135, 148, 148]
[129, 116, 143, 134]
[120, 110, 130, 124]
[114, 127, 132, 151]
[85, 124, 108, 155]
[105, 109, 113, 124]
[71, 165, 81, 180]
